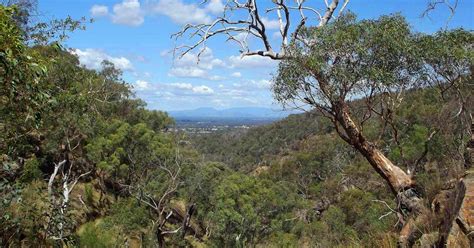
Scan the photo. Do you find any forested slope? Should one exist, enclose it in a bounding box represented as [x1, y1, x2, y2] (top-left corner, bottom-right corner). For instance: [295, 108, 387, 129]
[190, 86, 473, 246]
[192, 111, 329, 171]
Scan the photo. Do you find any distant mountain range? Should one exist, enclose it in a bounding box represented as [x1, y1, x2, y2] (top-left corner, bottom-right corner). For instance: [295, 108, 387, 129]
[168, 107, 300, 120]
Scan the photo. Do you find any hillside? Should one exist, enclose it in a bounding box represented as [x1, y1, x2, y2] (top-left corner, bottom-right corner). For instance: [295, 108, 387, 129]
[191, 111, 329, 170]
[188, 86, 473, 245]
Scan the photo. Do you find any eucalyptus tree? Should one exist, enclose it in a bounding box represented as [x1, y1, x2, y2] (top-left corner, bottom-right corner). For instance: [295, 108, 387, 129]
[173, 1, 472, 246]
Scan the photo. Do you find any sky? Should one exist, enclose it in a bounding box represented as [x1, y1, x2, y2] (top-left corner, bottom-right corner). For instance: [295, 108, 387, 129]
[36, 0, 473, 111]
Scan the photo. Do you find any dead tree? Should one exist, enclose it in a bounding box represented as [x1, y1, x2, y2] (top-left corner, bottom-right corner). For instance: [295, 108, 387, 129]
[124, 148, 201, 246]
[173, 1, 472, 247]
[47, 159, 90, 242]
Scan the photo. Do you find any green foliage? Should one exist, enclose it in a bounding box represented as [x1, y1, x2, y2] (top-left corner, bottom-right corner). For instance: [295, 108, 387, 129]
[322, 206, 358, 243]
[390, 124, 430, 162]
[337, 189, 393, 239]
[86, 119, 174, 184]
[0, 5, 49, 156]
[19, 156, 41, 183]
[79, 221, 120, 248]
[13, 180, 49, 243]
[104, 198, 151, 234]
[84, 184, 94, 205]
[274, 13, 423, 106]
[0, 5, 176, 244]
[206, 172, 302, 246]
[192, 111, 332, 171]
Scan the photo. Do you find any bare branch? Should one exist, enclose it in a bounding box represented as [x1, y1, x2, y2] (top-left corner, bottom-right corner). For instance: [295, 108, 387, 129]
[422, 0, 458, 28]
[173, 0, 348, 61]
[319, 0, 340, 27]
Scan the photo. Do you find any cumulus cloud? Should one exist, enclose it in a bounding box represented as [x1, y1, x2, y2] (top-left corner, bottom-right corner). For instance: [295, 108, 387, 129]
[169, 82, 193, 90]
[228, 78, 272, 91]
[261, 17, 280, 30]
[170, 48, 225, 80]
[71, 48, 133, 71]
[134, 80, 150, 91]
[232, 96, 259, 104]
[90, 0, 224, 26]
[166, 82, 214, 95]
[175, 48, 224, 70]
[231, 72, 242, 78]
[228, 55, 277, 68]
[169, 67, 207, 79]
[169, 67, 224, 80]
[205, 0, 225, 14]
[192, 85, 214, 95]
[220, 88, 247, 97]
[151, 0, 211, 24]
[111, 0, 144, 26]
[250, 79, 272, 89]
[90, 5, 108, 17]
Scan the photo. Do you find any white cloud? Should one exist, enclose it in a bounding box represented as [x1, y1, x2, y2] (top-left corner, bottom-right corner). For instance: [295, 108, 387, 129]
[152, 0, 211, 24]
[250, 79, 272, 89]
[232, 96, 259, 104]
[167, 83, 214, 95]
[169, 67, 223, 81]
[231, 72, 242, 78]
[155, 91, 175, 100]
[111, 0, 144, 26]
[220, 88, 247, 97]
[169, 67, 207, 79]
[170, 48, 225, 80]
[192, 85, 214, 95]
[206, 0, 224, 14]
[175, 48, 224, 70]
[90, 0, 222, 26]
[134, 80, 150, 91]
[229, 78, 272, 90]
[169, 82, 193, 90]
[208, 75, 225, 81]
[262, 17, 280, 30]
[71, 48, 133, 71]
[90, 5, 108, 17]
[228, 55, 277, 68]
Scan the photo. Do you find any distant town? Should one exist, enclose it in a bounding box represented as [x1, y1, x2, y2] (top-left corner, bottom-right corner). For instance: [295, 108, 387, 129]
[169, 117, 277, 134]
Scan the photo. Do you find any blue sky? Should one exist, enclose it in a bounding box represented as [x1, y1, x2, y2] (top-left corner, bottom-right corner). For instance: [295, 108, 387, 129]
[37, 0, 473, 111]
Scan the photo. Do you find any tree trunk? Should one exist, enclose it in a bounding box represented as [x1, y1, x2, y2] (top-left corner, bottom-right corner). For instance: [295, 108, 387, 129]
[334, 103, 415, 191]
[333, 102, 429, 247]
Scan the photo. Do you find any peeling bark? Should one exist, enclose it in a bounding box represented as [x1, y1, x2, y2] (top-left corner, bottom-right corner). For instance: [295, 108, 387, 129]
[334, 103, 415, 193]
[332, 102, 431, 247]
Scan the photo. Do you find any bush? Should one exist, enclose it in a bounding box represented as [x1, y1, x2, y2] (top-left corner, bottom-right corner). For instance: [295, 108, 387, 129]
[20, 157, 42, 183]
[79, 221, 119, 248]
